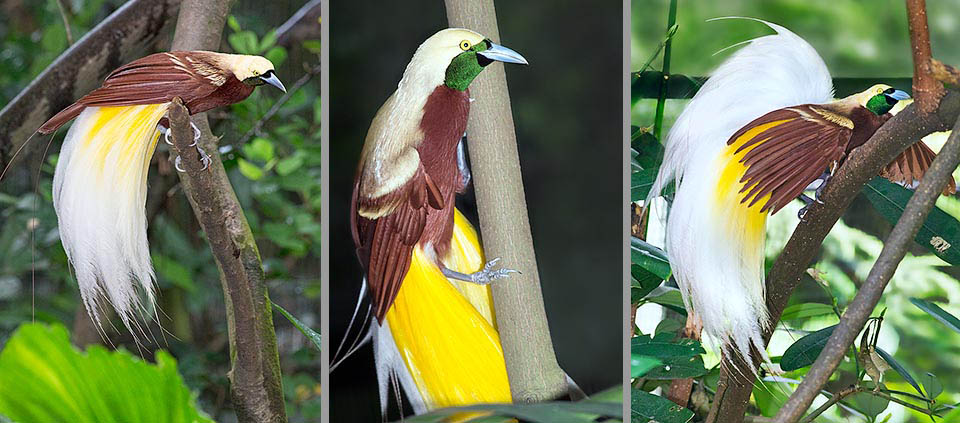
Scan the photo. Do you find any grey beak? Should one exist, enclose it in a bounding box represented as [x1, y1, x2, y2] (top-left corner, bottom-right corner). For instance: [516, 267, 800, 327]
[260, 72, 286, 93]
[478, 42, 529, 65]
[889, 89, 910, 101]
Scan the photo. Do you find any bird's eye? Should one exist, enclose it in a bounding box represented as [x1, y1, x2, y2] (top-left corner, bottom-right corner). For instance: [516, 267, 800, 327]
[459, 40, 471, 51]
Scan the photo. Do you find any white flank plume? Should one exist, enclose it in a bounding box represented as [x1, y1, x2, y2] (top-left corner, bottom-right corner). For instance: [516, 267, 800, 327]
[648, 19, 833, 366]
[53, 104, 169, 333]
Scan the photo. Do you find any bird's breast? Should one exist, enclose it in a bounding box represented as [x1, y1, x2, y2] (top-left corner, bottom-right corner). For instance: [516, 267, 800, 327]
[185, 77, 255, 115]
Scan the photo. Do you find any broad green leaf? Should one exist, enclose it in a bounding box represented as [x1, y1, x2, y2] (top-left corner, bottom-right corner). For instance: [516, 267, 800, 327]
[258, 30, 278, 52]
[273, 302, 320, 351]
[646, 288, 686, 316]
[228, 30, 259, 55]
[910, 297, 960, 334]
[780, 303, 835, 321]
[631, 264, 662, 302]
[631, 354, 662, 378]
[276, 153, 305, 176]
[875, 347, 923, 397]
[863, 177, 960, 265]
[919, 372, 943, 399]
[0, 323, 213, 423]
[630, 237, 670, 280]
[243, 137, 275, 162]
[631, 127, 663, 170]
[265, 46, 288, 67]
[237, 158, 264, 180]
[780, 325, 836, 371]
[852, 391, 890, 419]
[151, 254, 196, 292]
[227, 15, 242, 32]
[631, 390, 693, 423]
[632, 168, 659, 201]
[632, 333, 706, 379]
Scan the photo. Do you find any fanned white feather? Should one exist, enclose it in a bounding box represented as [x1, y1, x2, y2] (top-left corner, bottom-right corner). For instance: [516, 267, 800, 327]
[53, 104, 168, 333]
[649, 19, 833, 366]
[373, 319, 427, 416]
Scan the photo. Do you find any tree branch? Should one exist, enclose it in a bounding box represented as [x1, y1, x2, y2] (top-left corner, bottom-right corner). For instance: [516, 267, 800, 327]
[274, 0, 320, 48]
[907, 0, 944, 113]
[443, 0, 568, 403]
[168, 1, 286, 421]
[0, 0, 180, 171]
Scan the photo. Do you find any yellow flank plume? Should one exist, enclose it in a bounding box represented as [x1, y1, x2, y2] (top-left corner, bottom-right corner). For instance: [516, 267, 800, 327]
[713, 120, 792, 251]
[385, 208, 511, 411]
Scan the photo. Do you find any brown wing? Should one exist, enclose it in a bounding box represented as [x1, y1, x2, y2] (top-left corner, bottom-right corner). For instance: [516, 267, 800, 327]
[352, 165, 443, 322]
[881, 141, 957, 196]
[38, 52, 222, 134]
[727, 105, 854, 214]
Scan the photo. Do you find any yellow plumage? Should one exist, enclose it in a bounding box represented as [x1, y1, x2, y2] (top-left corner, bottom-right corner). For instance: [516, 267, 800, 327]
[54, 103, 168, 330]
[384, 209, 511, 410]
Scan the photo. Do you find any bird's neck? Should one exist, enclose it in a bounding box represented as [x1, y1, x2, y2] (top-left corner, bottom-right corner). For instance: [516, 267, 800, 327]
[418, 85, 470, 171]
[847, 106, 890, 150]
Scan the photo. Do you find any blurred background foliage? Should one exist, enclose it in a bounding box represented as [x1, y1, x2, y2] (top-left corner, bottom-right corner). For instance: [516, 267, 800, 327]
[632, 1, 960, 422]
[329, 1, 621, 420]
[0, 1, 320, 421]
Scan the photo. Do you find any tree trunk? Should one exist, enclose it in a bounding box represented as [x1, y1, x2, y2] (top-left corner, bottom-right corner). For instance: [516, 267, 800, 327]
[443, 0, 568, 403]
[168, 1, 287, 421]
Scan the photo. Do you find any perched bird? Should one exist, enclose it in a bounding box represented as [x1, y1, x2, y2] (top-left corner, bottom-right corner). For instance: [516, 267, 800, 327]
[345, 28, 527, 415]
[649, 19, 953, 370]
[36, 51, 285, 332]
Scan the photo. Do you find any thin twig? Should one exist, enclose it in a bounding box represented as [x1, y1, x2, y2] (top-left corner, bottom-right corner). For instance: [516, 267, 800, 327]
[798, 386, 859, 423]
[55, 0, 74, 45]
[235, 62, 320, 146]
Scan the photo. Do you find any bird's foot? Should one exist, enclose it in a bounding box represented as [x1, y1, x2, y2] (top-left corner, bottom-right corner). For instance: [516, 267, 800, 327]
[797, 194, 816, 220]
[189, 122, 201, 147]
[814, 171, 832, 202]
[441, 257, 519, 285]
[173, 146, 212, 172]
[161, 122, 201, 147]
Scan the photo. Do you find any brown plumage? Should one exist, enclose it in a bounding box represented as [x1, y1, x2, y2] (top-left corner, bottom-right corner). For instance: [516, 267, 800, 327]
[728, 100, 954, 214]
[351, 86, 471, 321]
[39, 51, 265, 134]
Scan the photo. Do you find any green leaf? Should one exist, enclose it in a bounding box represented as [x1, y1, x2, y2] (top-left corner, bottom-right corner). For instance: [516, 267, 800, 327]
[645, 288, 686, 316]
[910, 297, 960, 334]
[631, 264, 662, 302]
[631, 390, 693, 423]
[227, 15, 242, 32]
[631, 127, 664, 170]
[265, 46, 288, 67]
[258, 30, 278, 52]
[276, 153, 305, 176]
[0, 323, 213, 423]
[631, 354, 663, 378]
[875, 347, 923, 397]
[237, 158, 264, 180]
[228, 30, 259, 55]
[863, 177, 960, 265]
[303, 40, 322, 54]
[919, 372, 942, 399]
[632, 333, 706, 379]
[781, 325, 837, 371]
[243, 137, 275, 162]
[630, 237, 670, 280]
[852, 391, 890, 419]
[780, 303, 835, 321]
[273, 302, 320, 351]
[152, 254, 196, 292]
[631, 168, 659, 201]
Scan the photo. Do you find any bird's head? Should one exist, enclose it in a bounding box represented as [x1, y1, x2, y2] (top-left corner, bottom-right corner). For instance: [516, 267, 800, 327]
[402, 28, 528, 92]
[855, 84, 911, 115]
[218, 54, 286, 92]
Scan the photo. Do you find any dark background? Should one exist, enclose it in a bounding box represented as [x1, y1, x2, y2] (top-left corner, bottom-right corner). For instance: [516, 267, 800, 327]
[330, 1, 622, 420]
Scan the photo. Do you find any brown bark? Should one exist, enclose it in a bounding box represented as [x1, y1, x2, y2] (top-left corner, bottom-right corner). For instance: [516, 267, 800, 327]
[906, 0, 944, 114]
[168, 1, 286, 421]
[0, 0, 180, 171]
[443, 0, 568, 403]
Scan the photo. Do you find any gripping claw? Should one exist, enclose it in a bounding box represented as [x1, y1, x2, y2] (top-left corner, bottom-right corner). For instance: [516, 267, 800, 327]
[196, 146, 212, 171]
[163, 127, 174, 146]
[190, 122, 201, 147]
[174, 155, 185, 173]
[469, 258, 519, 285]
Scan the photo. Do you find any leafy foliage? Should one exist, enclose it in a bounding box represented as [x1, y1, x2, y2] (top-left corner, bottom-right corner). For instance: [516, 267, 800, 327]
[0, 323, 212, 423]
[399, 387, 623, 423]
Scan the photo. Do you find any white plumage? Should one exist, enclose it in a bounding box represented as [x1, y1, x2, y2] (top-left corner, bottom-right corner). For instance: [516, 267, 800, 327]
[649, 19, 833, 366]
[53, 104, 168, 333]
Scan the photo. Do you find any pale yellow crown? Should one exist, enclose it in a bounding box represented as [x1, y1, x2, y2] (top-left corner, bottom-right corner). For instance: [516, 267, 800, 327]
[399, 28, 487, 91]
[850, 84, 893, 108]
[208, 53, 276, 81]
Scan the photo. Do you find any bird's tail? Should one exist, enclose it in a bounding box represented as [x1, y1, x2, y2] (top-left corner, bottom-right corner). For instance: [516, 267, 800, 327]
[52, 103, 169, 334]
[649, 19, 833, 369]
[374, 209, 510, 417]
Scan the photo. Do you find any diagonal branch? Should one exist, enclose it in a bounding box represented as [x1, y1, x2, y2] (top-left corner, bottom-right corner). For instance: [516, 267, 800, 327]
[907, 0, 944, 113]
[168, 1, 286, 422]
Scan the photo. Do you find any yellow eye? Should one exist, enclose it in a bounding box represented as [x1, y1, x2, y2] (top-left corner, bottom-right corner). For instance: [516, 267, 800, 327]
[459, 40, 471, 51]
